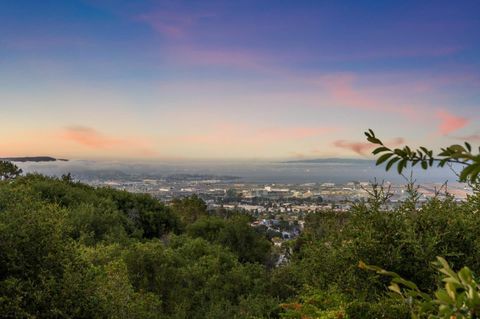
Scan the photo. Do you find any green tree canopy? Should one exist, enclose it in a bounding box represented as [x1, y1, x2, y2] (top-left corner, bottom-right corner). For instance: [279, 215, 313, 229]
[171, 195, 208, 225]
[0, 161, 22, 180]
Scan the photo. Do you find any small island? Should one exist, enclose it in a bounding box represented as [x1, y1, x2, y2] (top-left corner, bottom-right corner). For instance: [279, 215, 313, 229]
[0, 157, 68, 162]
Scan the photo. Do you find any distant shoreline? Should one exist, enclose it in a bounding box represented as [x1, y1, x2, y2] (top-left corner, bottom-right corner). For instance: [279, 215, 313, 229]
[282, 158, 373, 164]
[0, 157, 68, 163]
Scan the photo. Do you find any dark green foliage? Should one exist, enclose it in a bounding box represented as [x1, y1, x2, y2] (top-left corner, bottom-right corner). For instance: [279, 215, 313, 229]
[97, 187, 182, 238]
[119, 236, 277, 318]
[11, 174, 181, 241]
[345, 298, 410, 319]
[0, 199, 105, 318]
[187, 215, 273, 264]
[171, 194, 208, 225]
[0, 160, 22, 180]
[292, 194, 480, 294]
[278, 191, 480, 318]
[2, 132, 480, 318]
[186, 215, 226, 242]
[218, 215, 272, 264]
[0, 175, 278, 318]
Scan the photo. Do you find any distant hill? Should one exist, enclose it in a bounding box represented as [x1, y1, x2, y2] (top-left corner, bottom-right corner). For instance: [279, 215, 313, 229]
[0, 156, 68, 162]
[283, 158, 373, 164]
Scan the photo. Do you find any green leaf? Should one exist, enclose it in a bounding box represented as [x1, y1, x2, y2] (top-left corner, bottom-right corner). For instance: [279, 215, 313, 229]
[419, 146, 430, 154]
[392, 277, 419, 290]
[469, 165, 480, 183]
[459, 164, 478, 182]
[405, 146, 412, 156]
[397, 159, 408, 174]
[446, 282, 457, 300]
[376, 153, 394, 165]
[449, 144, 467, 153]
[435, 289, 452, 304]
[465, 142, 472, 152]
[421, 161, 428, 169]
[372, 147, 390, 155]
[386, 157, 400, 171]
[394, 149, 406, 157]
[458, 267, 472, 284]
[367, 137, 382, 145]
[388, 283, 402, 295]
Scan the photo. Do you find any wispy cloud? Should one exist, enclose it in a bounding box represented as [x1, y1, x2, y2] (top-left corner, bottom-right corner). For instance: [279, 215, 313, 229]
[436, 110, 469, 135]
[317, 73, 421, 119]
[62, 126, 123, 149]
[333, 137, 405, 156]
[61, 126, 156, 156]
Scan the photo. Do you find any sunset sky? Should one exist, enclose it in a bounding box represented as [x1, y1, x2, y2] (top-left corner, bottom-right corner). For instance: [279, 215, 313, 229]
[1, 0, 479, 160]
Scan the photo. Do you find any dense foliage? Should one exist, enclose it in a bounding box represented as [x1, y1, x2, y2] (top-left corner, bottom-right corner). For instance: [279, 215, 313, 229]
[0, 173, 279, 318]
[280, 189, 480, 318]
[1, 143, 480, 318]
[275, 133, 480, 318]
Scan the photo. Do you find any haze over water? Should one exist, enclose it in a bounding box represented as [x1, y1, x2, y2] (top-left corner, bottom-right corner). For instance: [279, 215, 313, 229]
[17, 160, 461, 185]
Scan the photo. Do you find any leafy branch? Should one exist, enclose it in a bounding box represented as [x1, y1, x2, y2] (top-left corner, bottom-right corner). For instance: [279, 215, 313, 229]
[365, 129, 480, 183]
[360, 257, 480, 319]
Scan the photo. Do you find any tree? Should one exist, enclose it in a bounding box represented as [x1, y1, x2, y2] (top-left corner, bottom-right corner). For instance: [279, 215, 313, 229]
[365, 129, 480, 183]
[171, 195, 208, 225]
[187, 215, 273, 265]
[0, 161, 22, 180]
[0, 199, 105, 318]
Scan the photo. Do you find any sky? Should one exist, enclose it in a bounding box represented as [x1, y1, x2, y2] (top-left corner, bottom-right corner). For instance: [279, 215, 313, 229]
[1, 0, 479, 160]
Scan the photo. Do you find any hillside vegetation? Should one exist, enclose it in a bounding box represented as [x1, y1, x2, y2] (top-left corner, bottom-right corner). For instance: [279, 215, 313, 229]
[1, 134, 479, 318]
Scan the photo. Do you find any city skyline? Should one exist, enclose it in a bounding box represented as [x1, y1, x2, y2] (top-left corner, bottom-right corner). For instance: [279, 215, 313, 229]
[1, 0, 479, 160]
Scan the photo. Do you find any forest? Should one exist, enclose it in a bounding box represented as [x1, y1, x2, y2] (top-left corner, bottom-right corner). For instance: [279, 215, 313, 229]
[1, 135, 480, 319]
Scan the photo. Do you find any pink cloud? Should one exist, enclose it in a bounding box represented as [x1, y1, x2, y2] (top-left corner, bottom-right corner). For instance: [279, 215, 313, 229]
[333, 140, 373, 156]
[436, 110, 469, 135]
[61, 126, 156, 156]
[333, 137, 405, 156]
[62, 126, 123, 149]
[317, 73, 424, 121]
[320, 73, 377, 111]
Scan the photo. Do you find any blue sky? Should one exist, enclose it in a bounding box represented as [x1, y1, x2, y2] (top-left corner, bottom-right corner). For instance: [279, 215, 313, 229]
[1, 0, 479, 159]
